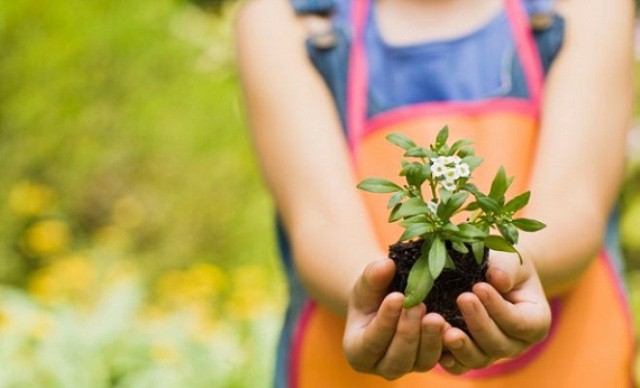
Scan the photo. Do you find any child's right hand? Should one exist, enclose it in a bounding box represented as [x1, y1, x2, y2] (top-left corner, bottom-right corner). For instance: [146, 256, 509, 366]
[342, 259, 447, 380]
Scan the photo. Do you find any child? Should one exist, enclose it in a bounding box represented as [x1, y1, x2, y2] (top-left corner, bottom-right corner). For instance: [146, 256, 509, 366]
[236, 0, 635, 385]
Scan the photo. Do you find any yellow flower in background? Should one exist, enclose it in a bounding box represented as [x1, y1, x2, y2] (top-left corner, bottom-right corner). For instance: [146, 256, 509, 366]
[21, 219, 70, 256]
[226, 265, 276, 320]
[155, 263, 227, 306]
[0, 310, 9, 333]
[8, 181, 56, 216]
[155, 269, 187, 305]
[185, 262, 227, 296]
[226, 287, 268, 320]
[28, 254, 95, 303]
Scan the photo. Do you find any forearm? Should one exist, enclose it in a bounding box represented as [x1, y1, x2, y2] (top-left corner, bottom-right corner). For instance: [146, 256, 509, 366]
[518, 193, 608, 297]
[520, 0, 634, 297]
[235, 0, 385, 315]
[288, 205, 383, 315]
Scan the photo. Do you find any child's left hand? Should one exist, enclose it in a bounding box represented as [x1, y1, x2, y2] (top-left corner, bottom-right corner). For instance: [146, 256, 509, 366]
[438, 252, 552, 374]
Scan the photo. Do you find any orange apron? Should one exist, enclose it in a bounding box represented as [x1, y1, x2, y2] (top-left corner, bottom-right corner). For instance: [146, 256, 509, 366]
[288, 0, 635, 386]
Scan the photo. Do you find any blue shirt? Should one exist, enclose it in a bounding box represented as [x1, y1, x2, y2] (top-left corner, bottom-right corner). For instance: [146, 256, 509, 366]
[334, 0, 515, 113]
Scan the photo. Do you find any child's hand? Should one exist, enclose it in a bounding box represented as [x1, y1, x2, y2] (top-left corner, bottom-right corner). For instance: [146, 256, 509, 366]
[343, 259, 447, 380]
[438, 252, 552, 374]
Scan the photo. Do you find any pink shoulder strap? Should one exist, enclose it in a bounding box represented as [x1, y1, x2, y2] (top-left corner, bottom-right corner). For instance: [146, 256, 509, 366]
[505, 0, 545, 104]
[346, 0, 370, 154]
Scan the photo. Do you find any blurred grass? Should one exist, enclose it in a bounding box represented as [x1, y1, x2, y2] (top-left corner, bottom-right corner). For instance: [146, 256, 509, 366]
[0, 0, 638, 386]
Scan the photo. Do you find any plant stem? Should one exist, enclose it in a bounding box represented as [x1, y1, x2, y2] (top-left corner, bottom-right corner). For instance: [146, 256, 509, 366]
[429, 179, 438, 201]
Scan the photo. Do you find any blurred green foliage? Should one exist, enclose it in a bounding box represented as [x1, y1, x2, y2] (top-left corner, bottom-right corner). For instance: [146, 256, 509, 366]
[0, 0, 638, 386]
[0, 0, 279, 282]
[0, 0, 284, 386]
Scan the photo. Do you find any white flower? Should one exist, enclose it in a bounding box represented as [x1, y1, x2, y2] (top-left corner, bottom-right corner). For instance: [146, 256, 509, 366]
[442, 180, 457, 191]
[451, 155, 462, 164]
[431, 162, 447, 177]
[427, 201, 438, 214]
[443, 167, 460, 182]
[456, 162, 471, 178]
[434, 156, 451, 165]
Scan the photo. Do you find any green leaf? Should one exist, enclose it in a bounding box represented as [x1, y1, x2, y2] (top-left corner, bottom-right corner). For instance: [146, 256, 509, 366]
[488, 166, 509, 201]
[428, 237, 447, 279]
[464, 202, 480, 211]
[393, 197, 430, 220]
[357, 178, 402, 193]
[448, 139, 474, 156]
[458, 223, 487, 241]
[458, 147, 475, 158]
[442, 223, 460, 234]
[405, 147, 436, 158]
[513, 218, 547, 232]
[461, 156, 483, 170]
[388, 203, 402, 223]
[445, 253, 456, 269]
[471, 241, 485, 264]
[477, 195, 500, 213]
[452, 241, 468, 254]
[387, 191, 405, 209]
[498, 222, 519, 245]
[503, 191, 531, 214]
[435, 126, 449, 148]
[460, 183, 480, 196]
[399, 214, 429, 227]
[407, 164, 431, 187]
[403, 248, 434, 308]
[400, 223, 433, 241]
[399, 162, 419, 177]
[439, 188, 452, 204]
[386, 133, 417, 150]
[438, 192, 469, 220]
[484, 235, 522, 263]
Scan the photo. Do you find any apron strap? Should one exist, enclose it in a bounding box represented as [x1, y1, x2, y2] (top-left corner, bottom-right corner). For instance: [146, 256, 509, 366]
[505, 0, 545, 105]
[346, 0, 370, 155]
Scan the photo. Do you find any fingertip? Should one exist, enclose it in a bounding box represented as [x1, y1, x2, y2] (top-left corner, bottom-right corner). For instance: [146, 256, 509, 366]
[377, 257, 396, 271]
[443, 327, 467, 345]
[422, 313, 445, 334]
[486, 266, 512, 293]
[361, 259, 396, 294]
[456, 292, 477, 306]
[366, 258, 394, 278]
[383, 292, 405, 311]
[472, 283, 493, 301]
[423, 312, 445, 325]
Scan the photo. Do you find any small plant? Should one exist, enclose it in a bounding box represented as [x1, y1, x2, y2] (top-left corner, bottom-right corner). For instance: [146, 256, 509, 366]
[357, 126, 546, 318]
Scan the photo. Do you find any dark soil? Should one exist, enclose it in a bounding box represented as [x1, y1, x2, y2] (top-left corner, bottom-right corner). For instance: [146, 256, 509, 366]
[388, 239, 488, 334]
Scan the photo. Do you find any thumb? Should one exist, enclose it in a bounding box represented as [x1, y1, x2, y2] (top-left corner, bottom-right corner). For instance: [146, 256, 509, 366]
[486, 252, 526, 294]
[351, 259, 396, 314]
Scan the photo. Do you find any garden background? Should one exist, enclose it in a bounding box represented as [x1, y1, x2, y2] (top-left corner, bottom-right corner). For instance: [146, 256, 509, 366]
[0, 1, 638, 387]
